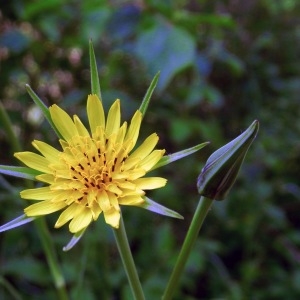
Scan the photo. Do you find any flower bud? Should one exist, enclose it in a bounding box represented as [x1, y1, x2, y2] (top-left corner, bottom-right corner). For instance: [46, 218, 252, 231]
[197, 120, 259, 200]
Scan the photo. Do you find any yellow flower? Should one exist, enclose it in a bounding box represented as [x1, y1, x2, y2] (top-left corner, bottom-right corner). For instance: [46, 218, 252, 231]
[14, 95, 166, 233]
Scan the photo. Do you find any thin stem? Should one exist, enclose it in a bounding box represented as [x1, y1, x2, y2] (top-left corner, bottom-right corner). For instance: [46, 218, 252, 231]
[113, 215, 145, 300]
[162, 196, 213, 300]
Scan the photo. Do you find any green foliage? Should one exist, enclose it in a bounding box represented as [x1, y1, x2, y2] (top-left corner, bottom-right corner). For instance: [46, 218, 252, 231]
[1, 0, 300, 299]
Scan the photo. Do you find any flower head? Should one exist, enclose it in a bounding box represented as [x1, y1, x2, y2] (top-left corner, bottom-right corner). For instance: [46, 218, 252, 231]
[14, 95, 166, 233]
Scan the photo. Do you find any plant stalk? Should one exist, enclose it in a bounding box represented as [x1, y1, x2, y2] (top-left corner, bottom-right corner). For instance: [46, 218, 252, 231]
[113, 215, 145, 300]
[162, 196, 213, 300]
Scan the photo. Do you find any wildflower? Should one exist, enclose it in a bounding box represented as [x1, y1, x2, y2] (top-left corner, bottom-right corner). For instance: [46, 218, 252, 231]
[13, 95, 170, 233]
[0, 43, 208, 249]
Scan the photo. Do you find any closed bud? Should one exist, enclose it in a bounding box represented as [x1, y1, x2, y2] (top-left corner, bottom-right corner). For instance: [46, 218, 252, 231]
[197, 120, 259, 200]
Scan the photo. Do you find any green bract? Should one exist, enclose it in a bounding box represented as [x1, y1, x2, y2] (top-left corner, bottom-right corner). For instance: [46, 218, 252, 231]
[197, 120, 259, 200]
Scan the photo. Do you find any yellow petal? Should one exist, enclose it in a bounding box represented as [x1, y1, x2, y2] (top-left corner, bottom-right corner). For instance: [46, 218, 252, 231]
[115, 122, 127, 146]
[55, 202, 80, 228]
[121, 188, 145, 197]
[51, 190, 73, 203]
[49, 104, 78, 142]
[69, 207, 93, 233]
[127, 169, 146, 181]
[90, 202, 102, 220]
[117, 181, 137, 190]
[32, 140, 61, 162]
[35, 174, 55, 183]
[118, 195, 144, 205]
[14, 152, 52, 173]
[86, 190, 97, 206]
[21, 186, 54, 200]
[24, 200, 66, 216]
[106, 184, 122, 195]
[87, 94, 105, 133]
[97, 190, 111, 211]
[106, 99, 120, 137]
[106, 192, 120, 211]
[116, 139, 134, 162]
[127, 133, 159, 162]
[134, 177, 167, 190]
[138, 150, 165, 171]
[122, 157, 141, 171]
[73, 115, 90, 137]
[103, 208, 120, 228]
[124, 110, 142, 152]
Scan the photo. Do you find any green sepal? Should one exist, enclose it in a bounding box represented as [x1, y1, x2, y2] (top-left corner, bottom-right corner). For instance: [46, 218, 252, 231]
[25, 84, 63, 139]
[151, 142, 209, 171]
[89, 40, 101, 100]
[197, 120, 259, 200]
[63, 228, 86, 251]
[138, 196, 183, 219]
[0, 165, 41, 180]
[139, 72, 160, 117]
[0, 214, 35, 233]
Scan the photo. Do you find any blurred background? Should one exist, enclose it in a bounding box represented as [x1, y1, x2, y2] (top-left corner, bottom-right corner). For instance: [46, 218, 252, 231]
[0, 0, 300, 299]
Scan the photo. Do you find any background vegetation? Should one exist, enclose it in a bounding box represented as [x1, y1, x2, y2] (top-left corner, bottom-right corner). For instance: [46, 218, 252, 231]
[1, 0, 300, 299]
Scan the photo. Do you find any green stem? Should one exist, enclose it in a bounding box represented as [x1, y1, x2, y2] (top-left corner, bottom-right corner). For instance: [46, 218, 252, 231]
[113, 215, 145, 300]
[162, 196, 213, 300]
[35, 218, 69, 300]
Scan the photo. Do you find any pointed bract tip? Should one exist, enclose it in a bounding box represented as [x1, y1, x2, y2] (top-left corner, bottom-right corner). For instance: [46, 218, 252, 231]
[197, 120, 259, 200]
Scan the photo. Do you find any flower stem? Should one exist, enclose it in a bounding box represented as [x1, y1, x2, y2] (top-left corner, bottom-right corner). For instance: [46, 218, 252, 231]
[162, 196, 213, 300]
[113, 215, 145, 300]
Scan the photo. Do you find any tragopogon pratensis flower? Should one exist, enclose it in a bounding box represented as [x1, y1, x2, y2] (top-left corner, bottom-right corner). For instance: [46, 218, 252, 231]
[14, 95, 167, 234]
[0, 45, 208, 250]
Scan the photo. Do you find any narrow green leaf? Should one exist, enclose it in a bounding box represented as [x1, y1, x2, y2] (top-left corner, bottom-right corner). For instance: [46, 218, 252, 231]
[138, 197, 183, 219]
[151, 141, 209, 171]
[0, 165, 41, 180]
[63, 228, 86, 251]
[25, 84, 63, 139]
[89, 40, 101, 99]
[139, 72, 160, 117]
[0, 214, 35, 233]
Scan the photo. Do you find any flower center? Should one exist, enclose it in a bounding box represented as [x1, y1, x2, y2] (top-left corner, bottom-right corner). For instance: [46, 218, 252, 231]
[58, 134, 128, 207]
